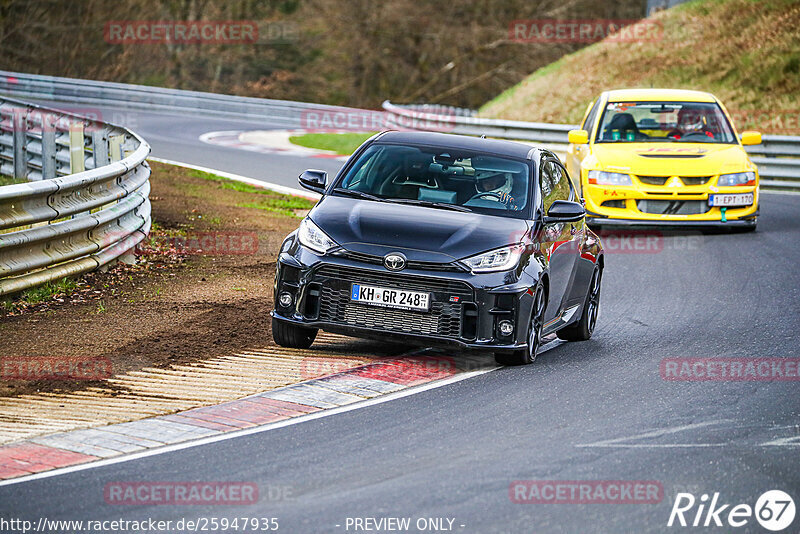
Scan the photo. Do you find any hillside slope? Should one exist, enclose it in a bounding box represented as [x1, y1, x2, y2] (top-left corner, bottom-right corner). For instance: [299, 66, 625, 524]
[480, 0, 800, 134]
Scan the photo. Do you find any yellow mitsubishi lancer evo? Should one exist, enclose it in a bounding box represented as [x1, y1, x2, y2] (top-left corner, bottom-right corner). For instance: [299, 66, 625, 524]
[565, 89, 762, 230]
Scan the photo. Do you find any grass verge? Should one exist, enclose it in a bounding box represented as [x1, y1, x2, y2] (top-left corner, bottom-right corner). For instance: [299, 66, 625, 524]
[0, 175, 30, 187]
[479, 0, 800, 133]
[190, 169, 315, 217]
[289, 132, 376, 155]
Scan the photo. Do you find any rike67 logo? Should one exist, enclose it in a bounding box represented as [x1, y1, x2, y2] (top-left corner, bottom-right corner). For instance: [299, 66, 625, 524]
[668, 490, 795, 531]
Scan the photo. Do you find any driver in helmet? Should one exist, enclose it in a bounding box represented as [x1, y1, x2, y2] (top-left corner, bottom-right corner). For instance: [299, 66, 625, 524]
[476, 172, 515, 207]
[668, 107, 714, 139]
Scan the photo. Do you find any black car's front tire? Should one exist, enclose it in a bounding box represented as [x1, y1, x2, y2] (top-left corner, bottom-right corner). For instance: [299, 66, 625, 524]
[272, 317, 318, 349]
[557, 265, 601, 342]
[495, 284, 545, 366]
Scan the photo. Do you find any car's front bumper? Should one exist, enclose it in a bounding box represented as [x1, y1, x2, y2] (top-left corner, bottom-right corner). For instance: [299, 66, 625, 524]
[585, 211, 758, 228]
[272, 244, 538, 353]
[582, 182, 759, 225]
[271, 311, 529, 354]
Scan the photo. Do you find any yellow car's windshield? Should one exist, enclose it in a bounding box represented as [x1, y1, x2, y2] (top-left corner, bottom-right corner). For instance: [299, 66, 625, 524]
[595, 101, 737, 144]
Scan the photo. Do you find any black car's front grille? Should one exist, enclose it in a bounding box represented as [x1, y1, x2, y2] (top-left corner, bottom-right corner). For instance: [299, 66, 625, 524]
[333, 250, 466, 272]
[319, 287, 462, 337]
[311, 264, 473, 339]
[314, 265, 472, 294]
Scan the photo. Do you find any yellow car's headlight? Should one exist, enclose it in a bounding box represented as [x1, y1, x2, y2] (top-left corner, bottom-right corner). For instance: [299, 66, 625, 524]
[717, 172, 756, 187]
[588, 170, 632, 186]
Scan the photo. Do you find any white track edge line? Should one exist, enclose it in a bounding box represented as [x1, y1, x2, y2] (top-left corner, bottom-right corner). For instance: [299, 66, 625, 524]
[148, 157, 321, 201]
[0, 366, 500, 487]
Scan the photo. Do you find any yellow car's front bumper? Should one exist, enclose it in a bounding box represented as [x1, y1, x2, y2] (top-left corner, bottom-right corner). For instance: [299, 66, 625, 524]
[582, 176, 758, 227]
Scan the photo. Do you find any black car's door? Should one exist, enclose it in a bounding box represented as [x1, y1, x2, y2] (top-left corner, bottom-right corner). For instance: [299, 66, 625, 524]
[539, 158, 582, 324]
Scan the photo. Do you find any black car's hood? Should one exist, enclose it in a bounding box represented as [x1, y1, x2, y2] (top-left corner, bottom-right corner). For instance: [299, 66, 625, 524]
[309, 196, 529, 262]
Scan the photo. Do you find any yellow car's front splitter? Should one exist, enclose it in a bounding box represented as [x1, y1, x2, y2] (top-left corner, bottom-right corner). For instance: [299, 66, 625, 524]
[583, 185, 759, 228]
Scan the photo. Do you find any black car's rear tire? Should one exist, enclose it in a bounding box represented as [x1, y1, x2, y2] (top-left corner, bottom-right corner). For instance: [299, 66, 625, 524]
[495, 285, 545, 366]
[557, 265, 601, 342]
[272, 317, 317, 349]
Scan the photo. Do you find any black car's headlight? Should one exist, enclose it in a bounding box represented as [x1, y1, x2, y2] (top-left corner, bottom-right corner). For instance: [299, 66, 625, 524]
[462, 244, 525, 273]
[298, 218, 338, 254]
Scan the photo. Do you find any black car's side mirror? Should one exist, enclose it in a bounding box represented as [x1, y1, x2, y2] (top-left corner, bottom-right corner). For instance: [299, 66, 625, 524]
[299, 169, 327, 194]
[543, 200, 585, 224]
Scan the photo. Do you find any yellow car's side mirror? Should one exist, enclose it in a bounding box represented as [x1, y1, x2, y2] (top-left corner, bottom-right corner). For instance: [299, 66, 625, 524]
[740, 131, 762, 145]
[568, 129, 589, 144]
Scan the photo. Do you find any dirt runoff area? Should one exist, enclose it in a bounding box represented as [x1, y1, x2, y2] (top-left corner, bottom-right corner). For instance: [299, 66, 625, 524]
[0, 161, 401, 399]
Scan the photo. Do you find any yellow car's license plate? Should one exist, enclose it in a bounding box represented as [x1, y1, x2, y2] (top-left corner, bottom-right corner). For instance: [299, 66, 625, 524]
[709, 193, 754, 207]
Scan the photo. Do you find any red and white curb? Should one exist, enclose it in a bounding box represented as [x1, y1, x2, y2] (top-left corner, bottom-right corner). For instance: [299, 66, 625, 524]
[0, 336, 564, 484]
[0, 353, 490, 481]
[199, 129, 351, 160]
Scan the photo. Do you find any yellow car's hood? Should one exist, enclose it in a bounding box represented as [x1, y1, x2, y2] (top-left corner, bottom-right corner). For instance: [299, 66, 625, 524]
[591, 143, 752, 176]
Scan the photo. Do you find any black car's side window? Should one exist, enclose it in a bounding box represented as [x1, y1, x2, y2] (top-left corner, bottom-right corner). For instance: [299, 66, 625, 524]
[541, 160, 570, 212]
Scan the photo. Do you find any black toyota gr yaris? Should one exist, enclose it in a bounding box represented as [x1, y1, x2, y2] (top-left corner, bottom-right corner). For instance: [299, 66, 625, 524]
[272, 131, 604, 365]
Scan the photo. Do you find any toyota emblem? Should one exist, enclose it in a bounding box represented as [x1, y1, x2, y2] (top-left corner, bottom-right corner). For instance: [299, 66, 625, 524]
[384, 253, 406, 271]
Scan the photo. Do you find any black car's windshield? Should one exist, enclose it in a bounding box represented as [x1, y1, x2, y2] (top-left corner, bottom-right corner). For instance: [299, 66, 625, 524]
[595, 101, 737, 144]
[334, 143, 531, 219]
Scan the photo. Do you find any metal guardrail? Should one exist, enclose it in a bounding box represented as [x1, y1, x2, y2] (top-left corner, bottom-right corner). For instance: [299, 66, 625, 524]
[383, 101, 800, 190]
[0, 70, 369, 128]
[0, 96, 151, 297]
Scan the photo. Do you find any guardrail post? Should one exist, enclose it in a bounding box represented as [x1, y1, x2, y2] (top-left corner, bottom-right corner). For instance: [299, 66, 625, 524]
[91, 128, 109, 169]
[12, 106, 26, 179]
[69, 121, 85, 173]
[109, 134, 123, 162]
[41, 112, 57, 180]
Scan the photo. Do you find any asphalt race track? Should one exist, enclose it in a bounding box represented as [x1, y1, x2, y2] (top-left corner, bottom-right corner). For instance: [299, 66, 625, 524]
[2, 103, 799, 532]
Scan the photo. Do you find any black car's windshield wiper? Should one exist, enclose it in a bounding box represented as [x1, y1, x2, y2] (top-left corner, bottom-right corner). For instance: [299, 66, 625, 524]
[386, 198, 472, 212]
[333, 188, 384, 202]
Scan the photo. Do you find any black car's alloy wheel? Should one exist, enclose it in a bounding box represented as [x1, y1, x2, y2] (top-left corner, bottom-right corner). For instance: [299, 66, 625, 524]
[557, 266, 601, 341]
[495, 284, 545, 366]
[272, 317, 318, 349]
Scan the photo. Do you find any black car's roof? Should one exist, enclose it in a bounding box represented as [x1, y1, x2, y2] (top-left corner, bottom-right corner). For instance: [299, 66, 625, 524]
[373, 131, 544, 160]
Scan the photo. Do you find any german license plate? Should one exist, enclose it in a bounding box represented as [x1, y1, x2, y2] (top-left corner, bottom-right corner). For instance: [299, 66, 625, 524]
[350, 283, 430, 312]
[708, 193, 754, 207]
